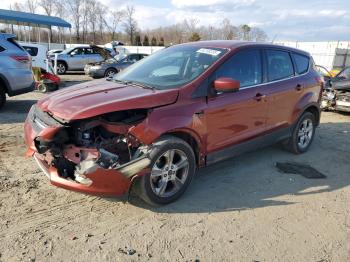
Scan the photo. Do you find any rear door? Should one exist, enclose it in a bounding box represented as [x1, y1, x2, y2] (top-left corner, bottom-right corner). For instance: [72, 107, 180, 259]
[205, 48, 269, 155]
[263, 49, 305, 131]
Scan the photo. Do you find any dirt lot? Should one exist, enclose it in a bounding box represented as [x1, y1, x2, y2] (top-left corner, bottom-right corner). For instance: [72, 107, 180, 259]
[0, 74, 350, 261]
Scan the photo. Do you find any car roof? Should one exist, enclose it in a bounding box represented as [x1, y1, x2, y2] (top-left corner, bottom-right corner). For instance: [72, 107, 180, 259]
[178, 40, 310, 56]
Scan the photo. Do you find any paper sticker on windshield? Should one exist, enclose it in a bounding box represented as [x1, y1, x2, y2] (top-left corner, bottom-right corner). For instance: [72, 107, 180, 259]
[196, 48, 221, 56]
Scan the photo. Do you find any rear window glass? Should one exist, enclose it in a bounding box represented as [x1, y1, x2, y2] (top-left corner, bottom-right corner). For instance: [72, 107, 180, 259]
[7, 38, 25, 51]
[22, 46, 38, 56]
[293, 53, 309, 74]
[266, 50, 294, 81]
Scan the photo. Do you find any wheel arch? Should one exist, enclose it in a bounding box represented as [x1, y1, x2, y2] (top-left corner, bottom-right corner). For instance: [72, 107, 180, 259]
[163, 129, 203, 167]
[57, 60, 68, 70]
[304, 104, 320, 126]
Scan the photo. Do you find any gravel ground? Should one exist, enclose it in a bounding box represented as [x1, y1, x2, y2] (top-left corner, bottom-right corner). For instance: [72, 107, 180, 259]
[0, 74, 350, 261]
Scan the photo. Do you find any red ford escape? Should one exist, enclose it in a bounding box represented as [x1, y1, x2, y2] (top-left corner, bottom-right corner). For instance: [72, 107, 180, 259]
[24, 41, 323, 205]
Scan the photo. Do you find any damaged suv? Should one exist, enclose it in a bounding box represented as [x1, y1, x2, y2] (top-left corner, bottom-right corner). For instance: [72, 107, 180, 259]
[25, 41, 323, 205]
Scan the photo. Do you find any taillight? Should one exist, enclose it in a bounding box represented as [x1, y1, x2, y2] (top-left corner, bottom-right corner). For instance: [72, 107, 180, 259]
[10, 55, 30, 63]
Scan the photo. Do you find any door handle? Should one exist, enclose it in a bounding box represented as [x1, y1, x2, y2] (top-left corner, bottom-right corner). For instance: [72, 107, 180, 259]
[296, 84, 303, 91]
[254, 93, 266, 101]
[194, 110, 204, 117]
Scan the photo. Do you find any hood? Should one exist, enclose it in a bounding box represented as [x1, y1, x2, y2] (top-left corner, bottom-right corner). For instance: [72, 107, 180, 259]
[37, 79, 179, 121]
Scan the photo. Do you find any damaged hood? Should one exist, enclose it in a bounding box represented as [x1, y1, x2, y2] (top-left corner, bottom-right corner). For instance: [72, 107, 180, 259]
[37, 79, 179, 121]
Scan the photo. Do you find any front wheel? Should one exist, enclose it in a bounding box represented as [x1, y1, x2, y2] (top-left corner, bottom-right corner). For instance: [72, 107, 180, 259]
[56, 62, 67, 75]
[283, 112, 316, 154]
[136, 136, 196, 206]
[104, 68, 117, 78]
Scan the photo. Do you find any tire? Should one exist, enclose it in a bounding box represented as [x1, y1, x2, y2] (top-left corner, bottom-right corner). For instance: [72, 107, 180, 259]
[283, 112, 316, 154]
[104, 68, 117, 78]
[0, 86, 6, 109]
[136, 136, 196, 206]
[56, 62, 67, 75]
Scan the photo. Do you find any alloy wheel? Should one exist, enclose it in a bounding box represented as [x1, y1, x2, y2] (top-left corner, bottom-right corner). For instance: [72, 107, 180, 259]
[150, 149, 190, 198]
[297, 119, 314, 149]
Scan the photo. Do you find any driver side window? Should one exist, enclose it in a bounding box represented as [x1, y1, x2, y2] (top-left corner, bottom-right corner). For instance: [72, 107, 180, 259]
[214, 49, 263, 88]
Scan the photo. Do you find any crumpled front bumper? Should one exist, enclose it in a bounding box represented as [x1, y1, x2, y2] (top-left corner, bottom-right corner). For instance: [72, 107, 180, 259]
[33, 153, 132, 196]
[24, 106, 150, 197]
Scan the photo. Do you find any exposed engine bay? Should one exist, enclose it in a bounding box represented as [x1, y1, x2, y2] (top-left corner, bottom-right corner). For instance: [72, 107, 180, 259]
[32, 106, 151, 185]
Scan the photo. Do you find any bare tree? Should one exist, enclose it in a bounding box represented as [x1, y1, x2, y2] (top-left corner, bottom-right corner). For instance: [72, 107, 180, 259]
[107, 9, 125, 41]
[123, 6, 137, 45]
[96, 4, 106, 43]
[66, 0, 82, 42]
[250, 27, 268, 42]
[25, 0, 38, 13]
[39, 0, 55, 42]
[53, 0, 67, 43]
[221, 18, 238, 40]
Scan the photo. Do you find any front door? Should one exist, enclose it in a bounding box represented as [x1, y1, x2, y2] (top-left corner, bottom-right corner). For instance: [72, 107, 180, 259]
[205, 49, 270, 157]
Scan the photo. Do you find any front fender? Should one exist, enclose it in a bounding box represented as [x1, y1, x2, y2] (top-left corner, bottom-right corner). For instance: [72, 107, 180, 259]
[129, 98, 207, 152]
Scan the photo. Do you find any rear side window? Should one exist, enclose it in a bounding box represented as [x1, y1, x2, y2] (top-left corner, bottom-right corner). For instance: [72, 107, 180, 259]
[215, 49, 263, 88]
[293, 53, 309, 74]
[22, 46, 38, 56]
[266, 50, 294, 81]
[0, 45, 4, 52]
[7, 38, 25, 51]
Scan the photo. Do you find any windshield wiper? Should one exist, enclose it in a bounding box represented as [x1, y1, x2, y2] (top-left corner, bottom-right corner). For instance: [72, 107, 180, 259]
[125, 80, 155, 90]
[109, 78, 155, 90]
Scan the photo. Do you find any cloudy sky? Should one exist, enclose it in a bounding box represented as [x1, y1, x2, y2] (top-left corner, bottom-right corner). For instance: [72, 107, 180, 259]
[2, 0, 350, 41]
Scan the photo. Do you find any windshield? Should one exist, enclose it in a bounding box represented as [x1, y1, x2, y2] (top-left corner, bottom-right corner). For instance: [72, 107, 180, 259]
[114, 45, 227, 90]
[61, 47, 76, 54]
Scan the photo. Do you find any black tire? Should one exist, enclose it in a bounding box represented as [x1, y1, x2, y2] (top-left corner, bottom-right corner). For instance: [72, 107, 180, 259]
[104, 68, 117, 78]
[0, 86, 6, 109]
[283, 112, 316, 154]
[136, 136, 196, 206]
[56, 62, 67, 75]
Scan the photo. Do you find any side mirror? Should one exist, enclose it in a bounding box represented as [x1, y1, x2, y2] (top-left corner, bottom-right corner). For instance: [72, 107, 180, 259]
[214, 77, 240, 93]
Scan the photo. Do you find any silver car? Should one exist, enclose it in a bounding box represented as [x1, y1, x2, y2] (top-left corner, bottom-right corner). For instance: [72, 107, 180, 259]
[51, 46, 112, 75]
[0, 33, 34, 109]
[85, 53, 148, 79]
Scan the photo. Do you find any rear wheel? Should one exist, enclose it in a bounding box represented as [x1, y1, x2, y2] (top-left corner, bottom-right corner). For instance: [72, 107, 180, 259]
[0, 86, 6, 109]
[283, 112, 316, 154]
[136, 136, 196, 206]
[104, 68, 117, 78]
[56, 62, 67, 75]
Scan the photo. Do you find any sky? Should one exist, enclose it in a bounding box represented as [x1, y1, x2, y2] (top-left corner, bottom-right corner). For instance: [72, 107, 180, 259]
[1, 0, 350, 41]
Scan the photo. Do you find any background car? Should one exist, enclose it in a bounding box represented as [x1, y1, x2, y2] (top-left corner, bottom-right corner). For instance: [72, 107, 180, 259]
[21, 43, 48, 70]
[84, 53, 148, 78]
[51, 45, 112, 74]
[0, 33, 34, 109]
[321, 66, 350, 112]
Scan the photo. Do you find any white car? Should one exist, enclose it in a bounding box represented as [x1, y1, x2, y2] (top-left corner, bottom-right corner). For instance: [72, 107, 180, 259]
[21, 43, 48, 70]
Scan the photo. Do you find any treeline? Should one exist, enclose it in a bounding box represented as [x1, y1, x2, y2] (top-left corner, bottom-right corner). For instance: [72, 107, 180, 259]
[3, 0, 268, 46]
